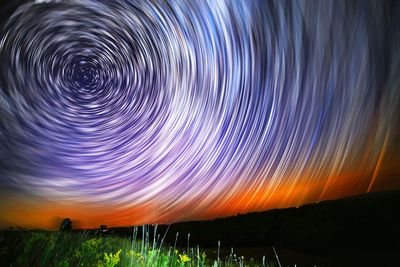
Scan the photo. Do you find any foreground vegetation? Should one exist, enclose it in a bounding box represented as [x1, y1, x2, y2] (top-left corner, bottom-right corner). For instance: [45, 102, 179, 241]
[0, 229, 279, 267]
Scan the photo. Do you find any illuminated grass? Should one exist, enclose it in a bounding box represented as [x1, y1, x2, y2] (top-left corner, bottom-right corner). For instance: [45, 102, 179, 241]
[0, 228, 278, 267]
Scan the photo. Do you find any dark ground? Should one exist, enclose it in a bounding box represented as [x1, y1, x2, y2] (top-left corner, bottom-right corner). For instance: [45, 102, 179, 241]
[1, 190, 399, 266]
[102, 190, 400, 266]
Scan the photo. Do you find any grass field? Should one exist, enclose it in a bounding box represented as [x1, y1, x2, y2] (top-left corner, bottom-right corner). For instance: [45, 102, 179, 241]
[0, 228, 279, 267]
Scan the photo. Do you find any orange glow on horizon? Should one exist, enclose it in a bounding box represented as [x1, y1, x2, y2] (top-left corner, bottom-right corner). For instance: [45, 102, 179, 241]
[2, 165, 399, 230]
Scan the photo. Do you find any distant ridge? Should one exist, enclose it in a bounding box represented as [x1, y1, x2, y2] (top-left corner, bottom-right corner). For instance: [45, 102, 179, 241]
[103, 190, 400, 266]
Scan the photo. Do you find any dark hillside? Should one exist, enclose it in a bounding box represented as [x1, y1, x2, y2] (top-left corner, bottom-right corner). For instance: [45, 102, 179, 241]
[106, 190, 400, 265]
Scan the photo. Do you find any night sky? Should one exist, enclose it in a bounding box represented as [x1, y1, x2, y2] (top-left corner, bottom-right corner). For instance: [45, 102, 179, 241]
[0, 0, 399, 229]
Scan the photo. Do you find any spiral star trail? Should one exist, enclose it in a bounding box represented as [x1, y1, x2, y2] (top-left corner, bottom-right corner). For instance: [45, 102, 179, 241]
[0, 0, 399, 229]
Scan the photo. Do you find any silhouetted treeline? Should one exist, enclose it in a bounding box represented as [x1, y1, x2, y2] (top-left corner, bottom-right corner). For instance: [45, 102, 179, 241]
[102, 190, 400, 265]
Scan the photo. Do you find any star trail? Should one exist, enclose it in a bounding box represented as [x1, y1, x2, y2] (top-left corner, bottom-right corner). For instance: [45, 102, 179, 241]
[0, 0, 399, 229]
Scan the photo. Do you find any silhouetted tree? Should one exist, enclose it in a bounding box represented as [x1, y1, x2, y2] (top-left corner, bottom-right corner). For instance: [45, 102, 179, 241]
[59, 218, 72, 231]
[99, 224, 108, 232]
